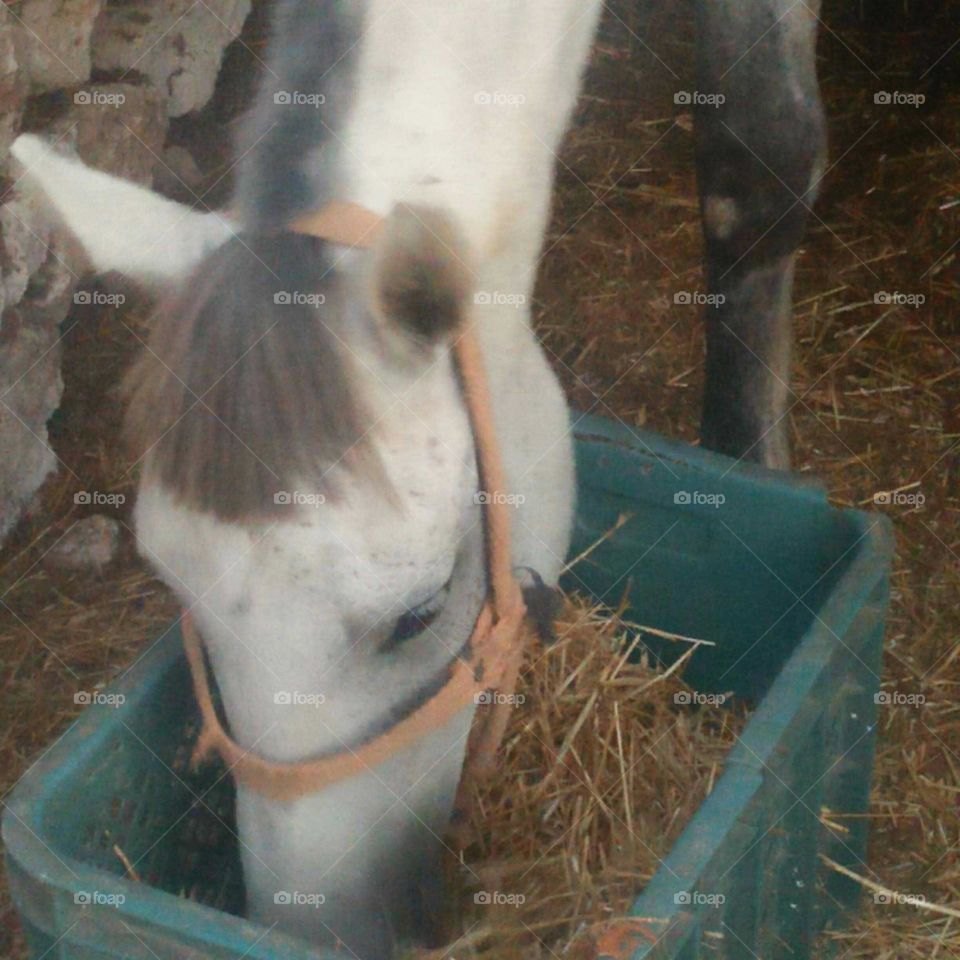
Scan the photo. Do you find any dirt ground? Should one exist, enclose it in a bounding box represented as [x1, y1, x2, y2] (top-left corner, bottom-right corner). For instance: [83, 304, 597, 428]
[1, 1, 958, 957]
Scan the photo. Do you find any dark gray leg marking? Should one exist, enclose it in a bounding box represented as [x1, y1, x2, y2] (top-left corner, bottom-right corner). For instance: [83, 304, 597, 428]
[694, 0, 826, 469]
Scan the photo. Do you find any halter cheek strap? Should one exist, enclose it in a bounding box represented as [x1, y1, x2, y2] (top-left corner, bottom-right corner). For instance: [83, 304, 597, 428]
[182, 202, 527, 804]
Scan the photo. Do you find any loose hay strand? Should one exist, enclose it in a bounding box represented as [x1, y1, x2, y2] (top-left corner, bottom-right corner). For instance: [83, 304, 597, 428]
[820, 857, 960, 922]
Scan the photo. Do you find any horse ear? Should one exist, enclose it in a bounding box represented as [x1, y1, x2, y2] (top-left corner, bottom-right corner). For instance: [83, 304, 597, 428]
[370, 203, 472, 349]
[9, 134, 234, 288]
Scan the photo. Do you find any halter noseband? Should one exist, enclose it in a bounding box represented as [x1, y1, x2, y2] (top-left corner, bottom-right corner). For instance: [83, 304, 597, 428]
[181, 202, 527, 804]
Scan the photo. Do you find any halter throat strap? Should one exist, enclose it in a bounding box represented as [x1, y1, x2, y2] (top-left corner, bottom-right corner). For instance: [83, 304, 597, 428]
[182, 202, 526, 802]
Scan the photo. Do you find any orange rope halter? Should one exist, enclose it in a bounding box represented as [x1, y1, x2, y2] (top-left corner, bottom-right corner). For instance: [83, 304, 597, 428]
[181, 202, 527, 804]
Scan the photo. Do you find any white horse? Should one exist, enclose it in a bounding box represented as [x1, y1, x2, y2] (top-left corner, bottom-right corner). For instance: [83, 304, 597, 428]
[11, 0, 603, 955]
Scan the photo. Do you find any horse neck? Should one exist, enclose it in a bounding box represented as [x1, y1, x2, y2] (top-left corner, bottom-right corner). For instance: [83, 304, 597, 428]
[331, 0, 603, 271]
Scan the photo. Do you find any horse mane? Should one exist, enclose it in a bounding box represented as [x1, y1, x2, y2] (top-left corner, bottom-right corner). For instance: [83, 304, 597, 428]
[124, 0, 383, 522]
[235, 0, 361, 230]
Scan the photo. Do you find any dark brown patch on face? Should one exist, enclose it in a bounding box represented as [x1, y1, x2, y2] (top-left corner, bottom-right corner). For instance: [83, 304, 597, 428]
[124, 232, 387, 522]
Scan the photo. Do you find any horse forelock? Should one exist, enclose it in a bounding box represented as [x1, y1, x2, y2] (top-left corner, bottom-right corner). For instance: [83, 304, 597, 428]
[124, 233, 390, 522]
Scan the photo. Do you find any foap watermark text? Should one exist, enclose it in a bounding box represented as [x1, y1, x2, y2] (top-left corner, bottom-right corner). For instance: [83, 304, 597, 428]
[274, 291, 325, 308]
[75, 690, 125, 708]
[674, 491, 725, 508]
[874, 489, 924, 508]
[874, 690, 925, 706]
[874, 291, 925, 308]
[474, 890, 526, 907]
[74, 890, 125, 907]
[74, 491, 125, 507]
[675, 691, 727, 706]
[874, 91, 925, 108]
[474, 291, 526, 308]
[74, 90, 125, 108]
[674, 291, 726, 308]
[274, 691, 326, 708]
[475, 491, 525, 507]
[274, 890, 326, 907]
[75, 290, 125, 307]
[274, 91, 325, 108]
[675, 91, 725, 107]
[674, 890, 726, 907]
[274, 490, 326, 508]
[475, 690, 525, 706]
[474, 91, 526, 107]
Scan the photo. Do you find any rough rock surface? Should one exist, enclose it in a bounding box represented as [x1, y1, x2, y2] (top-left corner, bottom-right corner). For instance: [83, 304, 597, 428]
[11, 0, 105, 94]
[0, 7, 27, 158]
[52, 82, 169, 185]
[92, 0, 253, 117]
[0, 197, 70, 543]
[0, 81, 168, 543]
[0, 0, 253, 544]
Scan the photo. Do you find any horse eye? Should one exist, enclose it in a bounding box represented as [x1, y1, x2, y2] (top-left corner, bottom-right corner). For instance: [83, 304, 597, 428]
[387, 583, 450, 648]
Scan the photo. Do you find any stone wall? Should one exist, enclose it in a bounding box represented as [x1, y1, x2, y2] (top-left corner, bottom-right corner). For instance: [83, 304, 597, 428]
[0, 0, 252, 543]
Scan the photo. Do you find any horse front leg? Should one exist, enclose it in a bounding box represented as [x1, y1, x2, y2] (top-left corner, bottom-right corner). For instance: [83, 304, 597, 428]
[694, 0, 826, 469]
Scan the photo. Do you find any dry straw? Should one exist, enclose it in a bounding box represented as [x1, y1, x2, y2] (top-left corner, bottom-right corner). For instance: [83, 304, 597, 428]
[437, 592, 748, 960]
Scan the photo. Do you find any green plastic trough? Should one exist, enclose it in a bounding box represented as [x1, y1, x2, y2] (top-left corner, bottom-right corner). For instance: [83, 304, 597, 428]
[3, 414, 893, 959]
